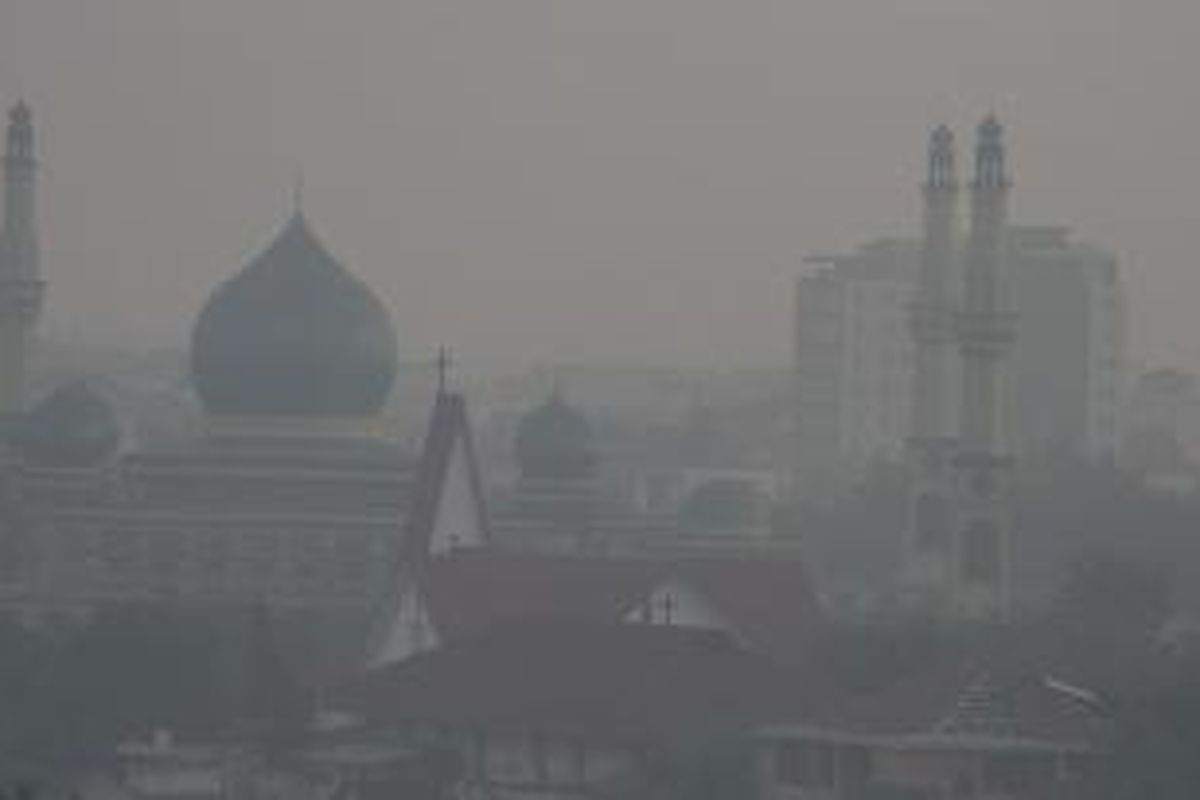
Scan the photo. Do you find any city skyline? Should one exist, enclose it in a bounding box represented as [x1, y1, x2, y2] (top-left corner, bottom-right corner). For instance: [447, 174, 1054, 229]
[2, 1, 1198, 371]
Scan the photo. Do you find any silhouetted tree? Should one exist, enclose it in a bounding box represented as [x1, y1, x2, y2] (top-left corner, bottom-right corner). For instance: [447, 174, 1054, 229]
[1099, 661, 1200, 800]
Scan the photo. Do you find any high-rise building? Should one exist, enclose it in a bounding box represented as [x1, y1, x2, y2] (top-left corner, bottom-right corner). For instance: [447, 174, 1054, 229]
[0, 102, 45, 419]
[1008, 225, 1124, 464]
[792, 241, 918, 498]
[792, 199, 1124, 503]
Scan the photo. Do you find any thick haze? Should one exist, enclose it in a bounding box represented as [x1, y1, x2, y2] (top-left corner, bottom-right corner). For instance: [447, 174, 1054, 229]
[2, 0, 1198, 370]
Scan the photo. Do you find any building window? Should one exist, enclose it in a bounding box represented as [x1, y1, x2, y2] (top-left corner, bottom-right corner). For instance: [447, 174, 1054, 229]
[773, 740, 836, 789]
[572, 741, 587, 783]
[970, 468, 996, 498]
[914, 493, 950, 552]
[530, 735, 548, 783]
[470, 732, 487, 779]
[962, 520, 1001, 583]
[841, 746, 872, 789]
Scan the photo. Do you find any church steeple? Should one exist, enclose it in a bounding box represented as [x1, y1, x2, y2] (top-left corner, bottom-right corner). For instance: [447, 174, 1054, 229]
[0, 101, 45, 419]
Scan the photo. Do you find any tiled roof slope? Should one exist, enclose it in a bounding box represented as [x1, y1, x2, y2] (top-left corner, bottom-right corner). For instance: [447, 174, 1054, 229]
[345, 619, 812, 741]
[417, 547, 823, 664]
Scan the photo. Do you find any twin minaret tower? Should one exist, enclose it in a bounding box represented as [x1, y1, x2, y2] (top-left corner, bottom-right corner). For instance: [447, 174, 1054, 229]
[0, 101, 43, 420]
[904, 116, 1015, 621]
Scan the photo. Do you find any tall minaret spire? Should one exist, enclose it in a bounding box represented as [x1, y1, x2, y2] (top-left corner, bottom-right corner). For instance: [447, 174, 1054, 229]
[951, 115, 1015, 620]
[0, 100, 45, 419]
[902, 125, 962, 603]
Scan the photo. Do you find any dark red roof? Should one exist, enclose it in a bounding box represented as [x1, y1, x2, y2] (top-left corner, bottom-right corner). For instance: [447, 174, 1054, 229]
[418, 548, 824, 664]
[344, 619, 811, 741]
[802, 653, 1112, 752]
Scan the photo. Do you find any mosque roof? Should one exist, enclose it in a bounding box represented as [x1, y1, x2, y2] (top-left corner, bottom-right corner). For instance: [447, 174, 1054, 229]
[515, 387, 596, 480]
[190, 212, 397, 417]
[13, 380, 121, 468]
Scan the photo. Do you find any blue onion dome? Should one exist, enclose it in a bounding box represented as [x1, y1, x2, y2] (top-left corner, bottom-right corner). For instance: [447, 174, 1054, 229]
[191, 212, 398, 417]
[14, 380, 122, 467]
[515, 386, 596, 481]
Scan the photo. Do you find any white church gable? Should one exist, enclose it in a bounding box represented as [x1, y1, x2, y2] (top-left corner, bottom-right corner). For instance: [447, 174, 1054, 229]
[368, 583, 438, 669]
[623, 579, 731, 632]
[429, 433, 485, 555]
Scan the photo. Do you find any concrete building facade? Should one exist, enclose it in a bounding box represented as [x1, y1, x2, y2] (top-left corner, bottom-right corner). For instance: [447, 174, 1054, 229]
[792, 221, 1124, 499]
[0, 102, 44, 420]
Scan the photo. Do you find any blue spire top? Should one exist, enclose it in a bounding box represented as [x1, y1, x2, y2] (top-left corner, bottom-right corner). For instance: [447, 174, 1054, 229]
[974, 115, 1007, 189]
[927, 124, 957, 189]
[6, 100, 33, 160]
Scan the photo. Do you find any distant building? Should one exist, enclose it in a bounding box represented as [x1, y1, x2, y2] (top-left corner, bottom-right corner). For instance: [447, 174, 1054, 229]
[488, 383, 798, 553]
[504, 385, 602, 527]
[792, 240, 919, 498]
[1121, 368, 1200, 492]
[0, 101, 44, 420]
[1008, 225, 1124, 465]
[792, 228, 1125, 499]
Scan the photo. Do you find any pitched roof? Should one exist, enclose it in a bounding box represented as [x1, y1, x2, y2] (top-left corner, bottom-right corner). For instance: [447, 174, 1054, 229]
[416, 548, 823, 664]
[364, 391, 489, 665]
[344, 619, 809, 741]
[399, 392, 490, 563]
[793, 654, 1113, 753]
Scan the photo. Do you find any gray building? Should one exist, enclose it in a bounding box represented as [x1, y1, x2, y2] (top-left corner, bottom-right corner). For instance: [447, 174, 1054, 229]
[793, 227, 1125, 499]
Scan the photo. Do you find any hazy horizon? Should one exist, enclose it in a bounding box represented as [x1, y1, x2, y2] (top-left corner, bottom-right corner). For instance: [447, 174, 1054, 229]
[3, 0, 1199, 373]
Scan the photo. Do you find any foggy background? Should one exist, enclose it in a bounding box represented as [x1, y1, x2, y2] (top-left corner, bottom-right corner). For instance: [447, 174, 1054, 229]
[1, 0, 1197, 370]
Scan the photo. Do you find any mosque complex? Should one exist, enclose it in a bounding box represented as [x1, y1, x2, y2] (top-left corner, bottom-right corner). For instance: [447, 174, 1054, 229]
[0, 102, 489, 620]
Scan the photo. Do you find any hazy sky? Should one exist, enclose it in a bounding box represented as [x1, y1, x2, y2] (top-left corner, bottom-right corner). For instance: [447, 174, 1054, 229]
[2, 0, 1198, 371]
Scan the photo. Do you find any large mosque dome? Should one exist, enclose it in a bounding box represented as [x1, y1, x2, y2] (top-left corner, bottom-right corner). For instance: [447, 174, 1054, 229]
[191, 212, 398, 417]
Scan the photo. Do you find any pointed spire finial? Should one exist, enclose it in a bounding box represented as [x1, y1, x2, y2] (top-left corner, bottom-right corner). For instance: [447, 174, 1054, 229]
[549, 370, 568, 405]
[435, 346, 454, 397]
[927, 124, 957, 190]
[6, 100, 33, 160]
[973, 114, 1008, 189]
[292, 170, 305, 217]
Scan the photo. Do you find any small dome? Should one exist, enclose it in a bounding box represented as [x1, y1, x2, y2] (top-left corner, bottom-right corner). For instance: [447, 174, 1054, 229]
[515, 387, 596, 481]
[191, 213, 398, 417]
[14, 381, 122, 468]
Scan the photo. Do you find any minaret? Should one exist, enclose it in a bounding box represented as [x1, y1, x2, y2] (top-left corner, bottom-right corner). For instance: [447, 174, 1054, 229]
[0, 101, 45, 420]
[902, 126, 961, 603]
[952, 116, 1015, 620]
